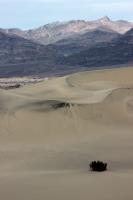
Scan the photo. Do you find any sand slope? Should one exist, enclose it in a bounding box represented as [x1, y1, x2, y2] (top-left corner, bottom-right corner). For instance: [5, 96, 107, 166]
[0, 67, 133, 200]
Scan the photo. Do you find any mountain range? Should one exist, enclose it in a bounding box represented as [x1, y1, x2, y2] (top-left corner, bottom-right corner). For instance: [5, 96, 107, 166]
[0, 16, 133, 77]
[1, 16, 133, 45]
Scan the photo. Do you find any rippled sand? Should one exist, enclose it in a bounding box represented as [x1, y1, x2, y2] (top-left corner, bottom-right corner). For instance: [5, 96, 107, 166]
[0, 67, 133, 200]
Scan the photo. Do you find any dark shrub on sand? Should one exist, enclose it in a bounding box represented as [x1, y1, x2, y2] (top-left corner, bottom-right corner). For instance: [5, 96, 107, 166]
[89, 161, 107, 172]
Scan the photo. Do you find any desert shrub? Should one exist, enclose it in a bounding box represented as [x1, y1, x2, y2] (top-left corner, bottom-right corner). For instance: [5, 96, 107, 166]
[89, 161, 107, 172]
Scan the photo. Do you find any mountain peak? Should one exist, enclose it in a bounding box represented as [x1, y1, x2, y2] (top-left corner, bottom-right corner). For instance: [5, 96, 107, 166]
[99, 16, 111, 22]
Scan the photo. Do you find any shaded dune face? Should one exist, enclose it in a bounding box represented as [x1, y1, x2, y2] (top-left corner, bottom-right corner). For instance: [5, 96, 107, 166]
[6, 87, 133, 124]
[16, 100, 72, 112]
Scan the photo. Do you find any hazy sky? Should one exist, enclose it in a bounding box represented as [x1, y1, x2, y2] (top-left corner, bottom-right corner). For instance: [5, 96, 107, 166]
[0, 0, 133, 29]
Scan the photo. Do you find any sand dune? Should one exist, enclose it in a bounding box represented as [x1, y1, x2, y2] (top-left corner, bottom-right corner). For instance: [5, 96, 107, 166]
[0, 67, 133, 200]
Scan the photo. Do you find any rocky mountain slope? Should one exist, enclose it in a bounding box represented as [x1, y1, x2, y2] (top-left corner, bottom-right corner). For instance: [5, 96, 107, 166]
[0, 26, 121, 66]
[58, 29, 133, 68]
[0, 31, 56, 65]
[2, 17, 133, 45]
[51, 29, 120, 55]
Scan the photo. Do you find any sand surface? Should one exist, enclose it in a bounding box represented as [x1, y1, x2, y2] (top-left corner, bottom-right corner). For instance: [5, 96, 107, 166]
[0, 67, 133, 199]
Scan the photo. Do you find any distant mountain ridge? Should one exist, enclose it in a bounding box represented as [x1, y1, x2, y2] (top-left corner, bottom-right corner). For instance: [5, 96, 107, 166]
[0, 28, 120, 66]
[0, 17, 133, 77]
[1, 16, 133, 45]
